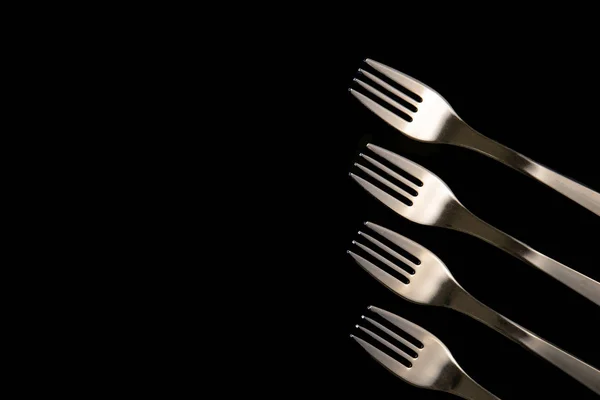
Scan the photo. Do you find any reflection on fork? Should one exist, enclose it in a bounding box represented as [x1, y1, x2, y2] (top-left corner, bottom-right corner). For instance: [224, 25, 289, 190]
[349, 143, 600, 306]
[349, 59, 600, 216]
[351, 305, 500, 399]
[348, 221, 600, 395]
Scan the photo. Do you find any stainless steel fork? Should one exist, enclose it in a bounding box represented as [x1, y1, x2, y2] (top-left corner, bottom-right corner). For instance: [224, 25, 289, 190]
[349, 59, 600, 217]
[349, 143, 600, 306]
[351, 305, 500, 399]
[348, 222, 600, 395]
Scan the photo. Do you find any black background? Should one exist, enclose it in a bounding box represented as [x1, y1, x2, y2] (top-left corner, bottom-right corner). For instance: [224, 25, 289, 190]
[294, 35, 600, 399]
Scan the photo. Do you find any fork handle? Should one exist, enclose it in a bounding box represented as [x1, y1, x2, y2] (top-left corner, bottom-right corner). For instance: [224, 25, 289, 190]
[451, 126, 600, 216]
[450, 208, 600, 306]
[450, 289, 600, 395]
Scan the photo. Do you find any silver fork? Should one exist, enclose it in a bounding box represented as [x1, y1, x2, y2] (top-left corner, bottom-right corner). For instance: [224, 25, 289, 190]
[349, 58, 600, 217]
[349, 143, 600, 306]
[348, 222, 600, 395]
[351, 305, 500, 399]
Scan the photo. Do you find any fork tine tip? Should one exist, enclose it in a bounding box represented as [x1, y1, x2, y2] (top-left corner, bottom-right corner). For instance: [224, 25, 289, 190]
[351, 240, 356, 245]
[364, 221, 370, 226]
[355, 324, 360, 328]
[367, 305, 373, 310]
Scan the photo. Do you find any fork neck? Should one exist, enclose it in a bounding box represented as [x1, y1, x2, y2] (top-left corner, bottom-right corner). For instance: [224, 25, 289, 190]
[442, 205, 532, 261]
[443, 118, 533, 172]
[448, 370, 501, 400]
[447, 286, 530, 342]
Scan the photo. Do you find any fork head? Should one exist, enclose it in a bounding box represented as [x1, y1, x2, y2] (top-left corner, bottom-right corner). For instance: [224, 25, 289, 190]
[349, 143, 462, 227]
[349, 59, 461, 143]
[348, 221, 460, 306]
[351, 305, 464, 392]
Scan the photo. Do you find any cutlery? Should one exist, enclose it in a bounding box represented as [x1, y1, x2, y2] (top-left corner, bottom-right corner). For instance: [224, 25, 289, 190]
[349, 59, 600, 217]
[349, 143, 600, 306]
[351, 305, 500, 399]
[348, 222, 600, 394]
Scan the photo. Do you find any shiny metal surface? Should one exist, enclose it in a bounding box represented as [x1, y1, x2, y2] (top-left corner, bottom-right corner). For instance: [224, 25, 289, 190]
[349, 143, 600, 306]
[351, 306, 500, 399]
[348, 222, 600, 395]
[350, 58, 600, 217]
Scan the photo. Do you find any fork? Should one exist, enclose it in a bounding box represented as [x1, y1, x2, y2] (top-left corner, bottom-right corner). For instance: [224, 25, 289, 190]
[349, 58, 600, 217]
[349, 143, 600, 306]
[348, 222, 600, 395]
[351, 305, 500, 399]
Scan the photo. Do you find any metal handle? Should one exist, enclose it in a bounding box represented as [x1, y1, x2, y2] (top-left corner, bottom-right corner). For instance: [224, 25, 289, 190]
[451, 125, 600, 217]
[450, 371, 501, 399]
[450, 209, 600, 306]
[450, 289, 600, 395]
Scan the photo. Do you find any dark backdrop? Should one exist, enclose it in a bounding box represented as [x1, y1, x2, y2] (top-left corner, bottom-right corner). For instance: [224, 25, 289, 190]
[293, 37, 600, 399]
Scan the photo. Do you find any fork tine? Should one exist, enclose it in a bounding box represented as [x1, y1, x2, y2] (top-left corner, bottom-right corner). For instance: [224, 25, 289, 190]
[347, 250, 406, 294]
[349, 89, 410, 132]
[350, 334, 408, 378]
[356, 325, 413, 364]
[366, 144, 429, 181]
[356, 231, 417, 271]
[349, 172, 411, 215]
[364, 59, 428, 97]
[352, 239, 412, 280]
[363, 316, 421, 354]
[354, 78, 415, 117]
[358, 69, 419, 109]
[359, 153, 420, 193]
[368, 306, 428, 343]
[354, 163, 414, 201]
[364, 222, 426, 259]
